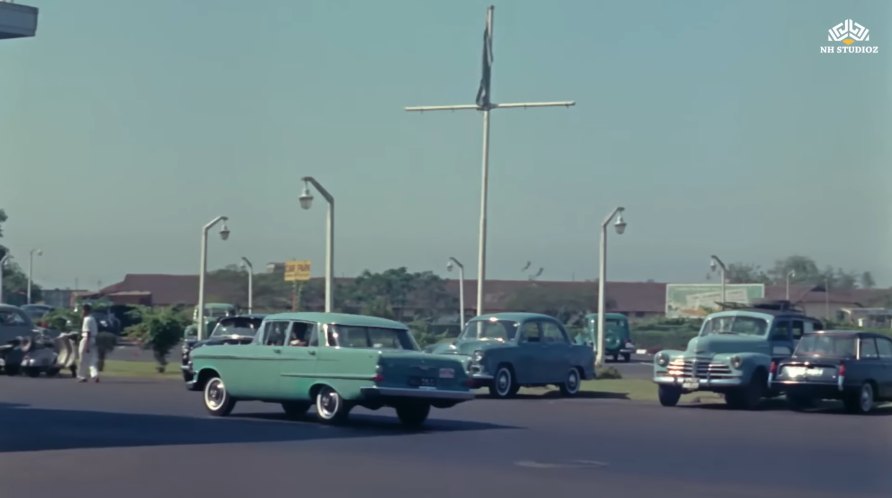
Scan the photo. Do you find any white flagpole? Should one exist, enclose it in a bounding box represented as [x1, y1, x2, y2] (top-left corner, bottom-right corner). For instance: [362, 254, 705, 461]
[405, 5, 574, 316]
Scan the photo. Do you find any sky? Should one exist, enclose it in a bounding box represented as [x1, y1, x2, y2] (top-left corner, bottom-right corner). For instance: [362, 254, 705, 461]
[1, 0, 890, 291]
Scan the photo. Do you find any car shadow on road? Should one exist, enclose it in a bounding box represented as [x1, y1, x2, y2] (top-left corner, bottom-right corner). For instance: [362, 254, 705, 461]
[678, 397, 892, 416]
[474, 390, 629, 401]
[0, 402, 515, 453]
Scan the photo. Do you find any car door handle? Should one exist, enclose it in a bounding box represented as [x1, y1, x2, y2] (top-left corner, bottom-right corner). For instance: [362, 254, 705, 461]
[308, 350, 316, 356]
[273, 349, 282, 354]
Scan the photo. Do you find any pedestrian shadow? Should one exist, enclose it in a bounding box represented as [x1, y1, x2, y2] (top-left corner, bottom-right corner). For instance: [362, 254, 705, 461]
[0, 401, 514, 453]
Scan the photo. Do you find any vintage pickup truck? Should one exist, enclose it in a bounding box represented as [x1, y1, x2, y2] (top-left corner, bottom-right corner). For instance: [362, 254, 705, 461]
[187, 312, 475, 427]
[653, 301, 824, 410]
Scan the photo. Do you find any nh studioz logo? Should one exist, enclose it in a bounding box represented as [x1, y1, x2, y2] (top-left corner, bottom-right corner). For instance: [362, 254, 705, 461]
[821, 19, 878, 54]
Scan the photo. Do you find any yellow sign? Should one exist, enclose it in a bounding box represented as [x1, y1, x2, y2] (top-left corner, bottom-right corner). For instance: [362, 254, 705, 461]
[284, 260, 311, 281]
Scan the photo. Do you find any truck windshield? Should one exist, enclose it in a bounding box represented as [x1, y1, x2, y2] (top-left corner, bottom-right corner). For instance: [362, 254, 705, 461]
[701, 315, 768, 336]
[795, 334, 856, 358]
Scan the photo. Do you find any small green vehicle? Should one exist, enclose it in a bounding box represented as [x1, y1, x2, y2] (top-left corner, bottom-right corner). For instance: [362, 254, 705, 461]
[580, 313, 636, 362]
[652, 301, 824, 410]
[187, 312, 475, 427]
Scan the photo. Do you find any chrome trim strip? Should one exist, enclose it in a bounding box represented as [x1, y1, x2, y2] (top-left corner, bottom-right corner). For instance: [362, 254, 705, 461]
[280, 372, 374, 380]
[360, 386, 474, 400]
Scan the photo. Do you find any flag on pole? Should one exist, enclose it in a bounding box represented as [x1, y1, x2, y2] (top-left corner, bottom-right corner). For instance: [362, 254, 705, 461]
[475, 6, 494, 108]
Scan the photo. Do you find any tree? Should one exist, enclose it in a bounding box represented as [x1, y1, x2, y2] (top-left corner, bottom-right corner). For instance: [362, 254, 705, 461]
[0, 209, 42, 305]
[504, 284, 611, 324]
[125, 306, 190, 372]
[723, 263, 770, 284]
[338, 267, 455, 321]
[860, 271, 876, 289]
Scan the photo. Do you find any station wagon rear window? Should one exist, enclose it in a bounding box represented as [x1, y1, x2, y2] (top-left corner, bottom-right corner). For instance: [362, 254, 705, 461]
[331, 325, 417, 350]
[701, 315, 768, 336]
[795, 334, 855, 358]
[212, 318, 262, 337]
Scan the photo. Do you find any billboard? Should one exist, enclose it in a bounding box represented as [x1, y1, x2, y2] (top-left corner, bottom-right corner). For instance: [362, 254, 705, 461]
[666, 284, 765, 318]
[284, 260, 312, 282]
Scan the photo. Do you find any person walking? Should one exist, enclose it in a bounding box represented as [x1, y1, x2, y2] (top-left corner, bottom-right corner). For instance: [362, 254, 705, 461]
[77, 304, 100, 383]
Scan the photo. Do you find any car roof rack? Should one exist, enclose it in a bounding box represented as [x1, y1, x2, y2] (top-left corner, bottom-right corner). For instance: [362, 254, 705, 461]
[715, 299, 805, 313]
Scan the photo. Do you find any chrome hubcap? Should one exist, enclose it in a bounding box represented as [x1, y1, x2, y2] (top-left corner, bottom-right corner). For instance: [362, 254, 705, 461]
[567, 371, 579, 392]
[497, 370, 510, 394]
[205, 379, 225, 410]
[319, 390, 339, 417]
[861, 385, 873, 412]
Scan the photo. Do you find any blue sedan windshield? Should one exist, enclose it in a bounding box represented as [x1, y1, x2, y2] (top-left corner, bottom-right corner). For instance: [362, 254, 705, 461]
[459, 319, 518, 342]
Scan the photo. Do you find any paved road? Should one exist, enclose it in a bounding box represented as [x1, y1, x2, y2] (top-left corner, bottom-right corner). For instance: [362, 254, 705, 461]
[1, 376, 889, 498]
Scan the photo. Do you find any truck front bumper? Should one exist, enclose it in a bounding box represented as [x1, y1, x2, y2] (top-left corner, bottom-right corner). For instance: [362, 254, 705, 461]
[654, 375, 744, 391]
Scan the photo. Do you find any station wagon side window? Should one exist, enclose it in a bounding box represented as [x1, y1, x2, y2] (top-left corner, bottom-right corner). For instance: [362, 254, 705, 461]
[308, 323, 321, 347]
[541, 321, 570, 344]
[790, 320, 805, 341]
[876, 337, 892, 359]
[859, 337, 879, 359]
[288, 321, 316, 347]
[519, 321, 542, 343]
[769, 320, 791, 341]
[264, 321, 289, 346]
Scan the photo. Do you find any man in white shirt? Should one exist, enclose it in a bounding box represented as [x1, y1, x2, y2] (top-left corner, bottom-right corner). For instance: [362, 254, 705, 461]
[77, 304, 100, 383]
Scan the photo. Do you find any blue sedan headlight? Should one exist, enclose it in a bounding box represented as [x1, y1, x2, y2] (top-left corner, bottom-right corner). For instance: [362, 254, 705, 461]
[656, 352, 670, 367]
[471, 350, 484, 363]
[730, 355, 742, 369]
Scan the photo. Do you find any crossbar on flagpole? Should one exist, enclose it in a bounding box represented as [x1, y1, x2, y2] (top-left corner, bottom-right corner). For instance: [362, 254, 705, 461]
[405, 101, 575, 112]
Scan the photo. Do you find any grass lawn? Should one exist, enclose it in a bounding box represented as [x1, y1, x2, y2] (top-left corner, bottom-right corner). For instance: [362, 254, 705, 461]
[100, 360, 181, 379]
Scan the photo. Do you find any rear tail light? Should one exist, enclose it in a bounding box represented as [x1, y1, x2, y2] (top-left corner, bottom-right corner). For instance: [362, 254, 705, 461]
[372, 364, 384, 383]
[464, 378, 476, 387]
[838, 362, 846, 377]
[769, 361, 777, 375]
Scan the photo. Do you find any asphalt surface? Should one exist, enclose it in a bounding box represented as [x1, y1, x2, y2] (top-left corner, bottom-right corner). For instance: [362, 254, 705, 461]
[1, 375, 890, 498]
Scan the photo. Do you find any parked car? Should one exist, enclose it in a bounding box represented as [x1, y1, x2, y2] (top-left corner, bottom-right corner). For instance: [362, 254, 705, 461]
[770, 330, 892, 414]
[428, 312, 596, 399]
[19, 304, 54, 322]
[181, 314, 266, 382]
[579, 312, 635, 362]
[0, 304, 36, 375]
[187, 312, 475, 427]
[653, 300, 824, 409]
[183, 302, 239, 342]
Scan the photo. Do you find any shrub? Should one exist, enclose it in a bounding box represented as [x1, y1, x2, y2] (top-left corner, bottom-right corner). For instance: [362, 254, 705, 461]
[596, 366, 623, 379]
[125, 307, 190, 372]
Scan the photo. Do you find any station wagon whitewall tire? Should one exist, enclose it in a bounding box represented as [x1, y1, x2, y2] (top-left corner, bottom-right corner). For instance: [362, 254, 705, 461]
[315, 386, 350, 423]
[489, 365, 518, 399]
[559, 368, 581, 397]
[203, 376, 235, 417]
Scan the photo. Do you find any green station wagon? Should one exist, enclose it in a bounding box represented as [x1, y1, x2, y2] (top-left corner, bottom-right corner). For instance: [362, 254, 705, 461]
[187, 312, 475, 427]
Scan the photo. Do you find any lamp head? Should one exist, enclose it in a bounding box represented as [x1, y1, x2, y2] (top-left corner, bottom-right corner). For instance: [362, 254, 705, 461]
[219, 223, 230, 241]
[446, 260, 454, 272]
[299, 183, 314, 210]
[613, 212, 627, 235]
[710, 259, 717, 272]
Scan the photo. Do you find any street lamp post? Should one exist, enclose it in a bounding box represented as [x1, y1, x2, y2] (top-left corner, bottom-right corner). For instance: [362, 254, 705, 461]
[825, 277, 831, 322]
[447, 257, 465, 329]
[27, 248, 42, 304]
[785, 269, 796, 300]
[241, 256, 253, 314]
[710, 255, 727, 306]
[197, 216, 230, 340]
[596, 207, 626, 368]
[299, 176, 335, 313]
[0, 253, 11, 303]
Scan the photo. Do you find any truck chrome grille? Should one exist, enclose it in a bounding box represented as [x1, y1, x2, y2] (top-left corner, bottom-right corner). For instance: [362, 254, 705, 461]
[666, 358, 734, 379]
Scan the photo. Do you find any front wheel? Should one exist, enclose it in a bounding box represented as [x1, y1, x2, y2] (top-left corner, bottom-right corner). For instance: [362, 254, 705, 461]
[725, 372, 766, 410]
[23, 367, 40, 378]
[658, 385, 682, 407]
[559, 368, 581, 397]
[315, 386, 350, 424]
[395, 402, 431, 428]
[203, 376, 236, 416]
[622, 353, 631, 362]
[489, 365, 519, 399]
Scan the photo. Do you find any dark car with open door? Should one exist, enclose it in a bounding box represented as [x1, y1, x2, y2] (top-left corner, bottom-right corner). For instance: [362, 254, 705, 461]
[770, 330, 892, 414]
[180, 314, 266, 382]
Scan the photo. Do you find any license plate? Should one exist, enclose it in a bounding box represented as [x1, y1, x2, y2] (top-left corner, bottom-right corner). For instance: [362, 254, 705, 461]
[410, 376, 437, 388]
[438, 368, 455, 379]
[784, 367, 806, 378]
[682, 379, 699, 390]
[805, 368, 824, 376]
